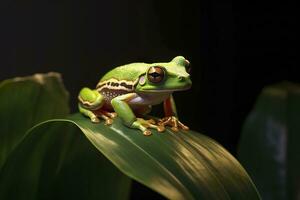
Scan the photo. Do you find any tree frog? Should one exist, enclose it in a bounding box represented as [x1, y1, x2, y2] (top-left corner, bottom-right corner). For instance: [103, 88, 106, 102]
[78, 56, 192, 136]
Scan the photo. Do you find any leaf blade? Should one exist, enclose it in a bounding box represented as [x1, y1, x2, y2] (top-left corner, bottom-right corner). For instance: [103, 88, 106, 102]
[0, 120, 132, 200]
[1, 114, 260, 200]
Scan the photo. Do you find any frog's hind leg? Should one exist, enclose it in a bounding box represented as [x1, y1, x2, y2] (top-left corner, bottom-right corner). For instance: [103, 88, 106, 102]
[78, 87, 108, 123]
[78, 104, 100, 123]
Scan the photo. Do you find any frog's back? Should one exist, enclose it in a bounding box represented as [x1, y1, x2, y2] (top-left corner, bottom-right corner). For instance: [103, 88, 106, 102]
[100, 63, 149, 82]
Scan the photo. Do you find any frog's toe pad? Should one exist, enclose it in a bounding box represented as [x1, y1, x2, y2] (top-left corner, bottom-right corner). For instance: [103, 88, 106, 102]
[171, 127, 179, 132]
[110, 112, 118, 118]
[104, 118, 113, 125]
[157, 126, 165, 132]
[91, 116, 100, 123]
[143, 129, 152, 136]
[180, 124, 189, 131]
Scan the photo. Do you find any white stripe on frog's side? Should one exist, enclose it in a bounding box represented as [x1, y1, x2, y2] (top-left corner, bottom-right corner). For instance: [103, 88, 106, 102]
[128, 92, 172, 106]
[96, 78, 138, 92]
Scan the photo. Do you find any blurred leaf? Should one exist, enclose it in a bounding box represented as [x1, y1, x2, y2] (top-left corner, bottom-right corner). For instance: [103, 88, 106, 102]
[238, 82, 300, 200]
[1, 114, 260, 200]
[0, 72, 70, 169]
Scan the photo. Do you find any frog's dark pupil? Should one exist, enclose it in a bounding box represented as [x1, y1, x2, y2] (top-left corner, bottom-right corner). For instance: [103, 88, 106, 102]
[150, 72, 160, 77]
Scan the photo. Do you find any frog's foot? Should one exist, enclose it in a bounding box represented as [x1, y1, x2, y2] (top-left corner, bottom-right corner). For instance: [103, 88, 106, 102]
[91, 115, 100, 123]
[78, 103, 101, 123]
[158, 116, 189, 132]
[132, 118, 165, 136]
[93, 110, 117, 125]
[101, 110, 117, 119]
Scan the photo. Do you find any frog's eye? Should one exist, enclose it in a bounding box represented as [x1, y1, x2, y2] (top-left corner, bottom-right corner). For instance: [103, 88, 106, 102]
[147, 66, 165, 83]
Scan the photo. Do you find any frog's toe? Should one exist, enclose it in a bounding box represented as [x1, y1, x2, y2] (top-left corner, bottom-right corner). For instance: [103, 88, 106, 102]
[91, 116, 100, 123]
[104, 118, 113, 125]
[147, 122, 165, 133]
[146, 118, 156, 125]
[171, 126, 179, 132]
[132, 120, 150, 135]
[102, 111, 117, 118]
[178, 120, 189, 131]
[143, 129, 152, 136]
[136, 118, 165, 133]
[110, 112, 118, 118]
[157, 125, 165, 132]
[93, 110, 116, 125]
[132, 118, 166, 136]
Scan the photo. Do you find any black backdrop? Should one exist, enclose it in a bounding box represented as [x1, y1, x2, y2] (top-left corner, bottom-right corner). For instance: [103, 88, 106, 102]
[0, 0, 297, 199]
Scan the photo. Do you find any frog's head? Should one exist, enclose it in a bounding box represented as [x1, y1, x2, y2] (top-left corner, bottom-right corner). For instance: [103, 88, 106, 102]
[136, 56, 192, 93]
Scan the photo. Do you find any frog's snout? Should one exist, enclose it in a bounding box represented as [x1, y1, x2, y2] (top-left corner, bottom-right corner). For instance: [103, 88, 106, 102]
[177, 75, 192, 90]
[178, 76, 184, 81]
[178, 75, 190, 82]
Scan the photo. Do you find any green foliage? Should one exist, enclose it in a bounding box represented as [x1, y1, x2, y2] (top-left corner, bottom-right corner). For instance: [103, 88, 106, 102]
[238, 82, 300, 200]
[0, 73, 69, 169]
[0, 73, 261, 200]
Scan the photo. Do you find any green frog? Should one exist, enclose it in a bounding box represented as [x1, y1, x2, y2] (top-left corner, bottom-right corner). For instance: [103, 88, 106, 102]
[78, 56, 192, 136]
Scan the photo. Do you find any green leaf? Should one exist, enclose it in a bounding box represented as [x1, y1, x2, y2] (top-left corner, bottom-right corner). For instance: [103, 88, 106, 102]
[0, 73, 70, 169]
[0, 120, 131, 200]
[0, 73, 260, 200]
[1, 114, 260, 200]
[238, 82, 300, 200]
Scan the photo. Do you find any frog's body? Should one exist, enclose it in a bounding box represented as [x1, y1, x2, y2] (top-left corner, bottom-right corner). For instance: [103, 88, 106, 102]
[78, 56, 192, 136]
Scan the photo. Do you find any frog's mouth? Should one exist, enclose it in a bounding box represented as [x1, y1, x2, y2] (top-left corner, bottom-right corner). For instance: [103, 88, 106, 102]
[139, 85, 191, 93]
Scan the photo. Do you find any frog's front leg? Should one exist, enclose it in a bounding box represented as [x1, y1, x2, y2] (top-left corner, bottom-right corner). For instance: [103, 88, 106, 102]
[78, 87, 115, 125]
[158, 94, 189, 132]
[111, 93, 164, 136]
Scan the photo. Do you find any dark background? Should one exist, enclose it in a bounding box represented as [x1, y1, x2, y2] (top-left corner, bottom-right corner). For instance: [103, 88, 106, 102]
[0, 0, 297, 199]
